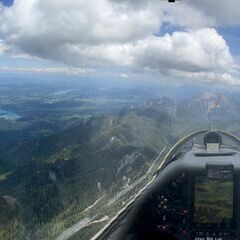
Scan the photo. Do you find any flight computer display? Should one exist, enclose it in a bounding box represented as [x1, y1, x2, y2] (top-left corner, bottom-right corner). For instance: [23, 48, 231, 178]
[194, 166, 234, 227]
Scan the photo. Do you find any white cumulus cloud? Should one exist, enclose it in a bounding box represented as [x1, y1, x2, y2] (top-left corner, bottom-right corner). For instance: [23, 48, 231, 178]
[187, 0, 240, 26]
[0, 0, 239, 84]
[130, 29, 234, 73]
[111, 0, 240, 28]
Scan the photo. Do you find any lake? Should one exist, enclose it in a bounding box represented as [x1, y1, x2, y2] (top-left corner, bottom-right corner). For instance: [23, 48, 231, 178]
[0, 108, 20, 120]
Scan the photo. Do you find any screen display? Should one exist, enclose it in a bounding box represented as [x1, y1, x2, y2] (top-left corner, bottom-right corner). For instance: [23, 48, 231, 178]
[194, 176, 233, 225]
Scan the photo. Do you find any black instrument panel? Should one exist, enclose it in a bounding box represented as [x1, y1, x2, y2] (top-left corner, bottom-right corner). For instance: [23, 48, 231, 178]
[133, 166, 238, 240]
[134, 172, 191, 239]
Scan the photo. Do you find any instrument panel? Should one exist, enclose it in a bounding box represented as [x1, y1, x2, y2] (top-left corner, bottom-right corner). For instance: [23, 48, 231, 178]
[133, 166, 238, 240]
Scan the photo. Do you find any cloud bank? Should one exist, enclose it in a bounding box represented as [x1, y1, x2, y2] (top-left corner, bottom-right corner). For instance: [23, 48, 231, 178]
[0, 0, 239, 84]
[0, 66, 94, 75]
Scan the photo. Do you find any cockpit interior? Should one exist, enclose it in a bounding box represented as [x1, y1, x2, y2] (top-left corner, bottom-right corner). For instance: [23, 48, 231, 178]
[94, 130, 240, 240]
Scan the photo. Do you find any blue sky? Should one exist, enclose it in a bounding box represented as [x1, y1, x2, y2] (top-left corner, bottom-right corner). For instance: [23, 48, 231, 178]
[218, 26, 240, 55]
[0, 0, 240, 85]
[0, 0, 14, 6]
